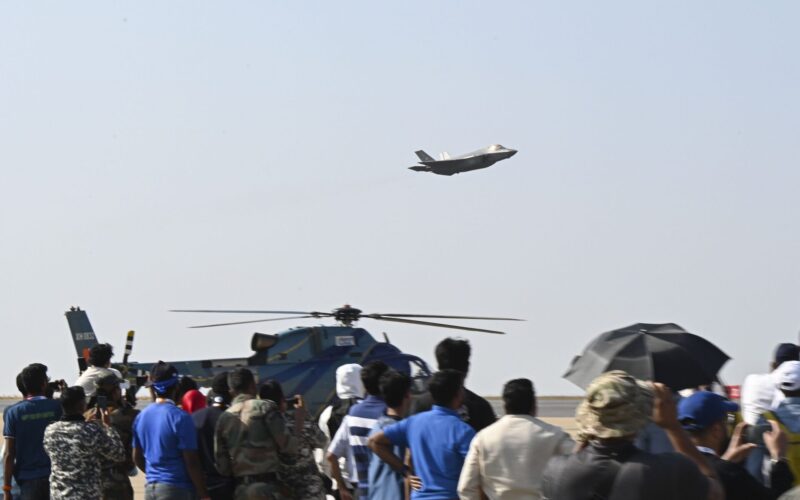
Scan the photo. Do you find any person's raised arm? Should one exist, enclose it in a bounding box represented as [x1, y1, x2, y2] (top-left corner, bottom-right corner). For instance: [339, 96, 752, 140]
[265, 404, 297, 456]
[95, 410, 126, 463]
[651, 383, 724, 500]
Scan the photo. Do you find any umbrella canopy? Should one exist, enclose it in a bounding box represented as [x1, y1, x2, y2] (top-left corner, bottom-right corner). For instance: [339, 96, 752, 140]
[564, 323, 730, 391]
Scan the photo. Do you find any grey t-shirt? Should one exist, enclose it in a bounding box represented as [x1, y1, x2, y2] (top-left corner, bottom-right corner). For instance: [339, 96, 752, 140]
[542, 441, 709, 500]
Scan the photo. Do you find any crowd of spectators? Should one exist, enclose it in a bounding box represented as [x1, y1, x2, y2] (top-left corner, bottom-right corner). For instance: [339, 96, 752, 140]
[5, 337, 800, 499]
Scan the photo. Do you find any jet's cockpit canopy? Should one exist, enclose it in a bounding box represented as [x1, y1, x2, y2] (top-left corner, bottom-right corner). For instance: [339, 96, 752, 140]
[251, 333, 279, 352]
[488, 144, 505, 152]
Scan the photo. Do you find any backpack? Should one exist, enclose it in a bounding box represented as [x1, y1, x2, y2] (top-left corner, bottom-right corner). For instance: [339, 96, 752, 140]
[763, 410, 800, 486]
[327, 397, 360, 438]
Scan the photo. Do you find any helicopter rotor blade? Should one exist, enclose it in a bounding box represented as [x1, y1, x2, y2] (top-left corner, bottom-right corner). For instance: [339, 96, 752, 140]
[172, 309, 327, 316]
[370, 313, 524, 321]
[122, 330, 135, 366]
[188, 315, 319, 329]
[361, 315, 507, 335]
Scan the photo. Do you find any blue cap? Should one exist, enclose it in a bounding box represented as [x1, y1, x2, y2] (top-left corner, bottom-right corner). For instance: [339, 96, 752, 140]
[678, 392, 739, 431]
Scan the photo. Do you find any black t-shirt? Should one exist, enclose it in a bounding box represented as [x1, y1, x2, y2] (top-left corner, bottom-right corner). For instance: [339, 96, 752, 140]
[192, 406, 233, 490]
[542, 441, 709, 500]
[703, 452, 793, 500]
[409, 387, 496, 432]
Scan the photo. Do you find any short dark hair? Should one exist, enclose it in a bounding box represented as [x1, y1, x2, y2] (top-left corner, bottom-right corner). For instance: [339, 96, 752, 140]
[428, 369, 464, 407]
[22, 364, 48, 395]
[361, 361, 389, 396]
[176, 376, 198, 401]
[211, 371, 230, 402]
[59, 385, 86, 415]
[259, 379, 285, 404]
[16, 372, 27, 397]
[89, 343, 114, 367]
[380, 370, 411, 408]
[60, 386, 86, 415]
[228, 368, 255, 393]
[503, 378, 536, 415]
[435, 338, 471, 374]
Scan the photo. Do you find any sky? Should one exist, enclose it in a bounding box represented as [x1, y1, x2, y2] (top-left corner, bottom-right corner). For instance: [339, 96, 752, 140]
[1, 1, 799, 396]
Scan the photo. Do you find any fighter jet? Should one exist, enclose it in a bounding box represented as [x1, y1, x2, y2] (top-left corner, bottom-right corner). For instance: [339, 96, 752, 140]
[409, 144, 517, 176]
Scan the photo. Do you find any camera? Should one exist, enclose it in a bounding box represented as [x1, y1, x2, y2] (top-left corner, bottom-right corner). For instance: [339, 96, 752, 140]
[97, 395, 108, 410]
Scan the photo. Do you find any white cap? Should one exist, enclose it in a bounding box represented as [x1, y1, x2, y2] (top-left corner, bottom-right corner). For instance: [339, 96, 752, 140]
[774, 360, 800, 392]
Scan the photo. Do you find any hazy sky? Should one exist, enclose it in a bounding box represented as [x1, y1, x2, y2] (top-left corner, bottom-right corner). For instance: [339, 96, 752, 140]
[2, 2, 798, 396]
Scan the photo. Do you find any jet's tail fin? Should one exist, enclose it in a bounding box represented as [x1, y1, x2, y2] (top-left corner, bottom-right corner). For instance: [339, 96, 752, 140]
[65, 307, 99, 374]
[415, 150, 435, 162]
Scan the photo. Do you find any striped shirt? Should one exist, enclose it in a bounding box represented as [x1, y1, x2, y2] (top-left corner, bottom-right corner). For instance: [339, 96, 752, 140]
[328, 395, 386, 496]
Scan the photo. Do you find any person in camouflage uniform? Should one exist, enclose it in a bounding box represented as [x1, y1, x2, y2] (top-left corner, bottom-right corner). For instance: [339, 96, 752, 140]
[84, 373, 140, 500]
[259, 380, 328, 500]
[215, 368, 301, 500]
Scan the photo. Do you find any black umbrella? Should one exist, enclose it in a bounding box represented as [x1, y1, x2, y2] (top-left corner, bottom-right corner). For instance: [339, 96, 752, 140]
[564, 323, 730, 391]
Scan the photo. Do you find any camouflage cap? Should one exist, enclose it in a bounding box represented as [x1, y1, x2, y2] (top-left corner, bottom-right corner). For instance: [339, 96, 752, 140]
[575, 370, 654, 441]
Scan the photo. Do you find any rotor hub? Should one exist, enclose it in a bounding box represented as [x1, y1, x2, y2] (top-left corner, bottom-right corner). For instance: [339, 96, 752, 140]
[333, 305, 362, 326]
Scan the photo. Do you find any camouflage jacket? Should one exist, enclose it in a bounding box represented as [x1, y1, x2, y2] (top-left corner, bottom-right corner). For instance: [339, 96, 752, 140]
[279, 409, 327, 469]
[43, 419, 126, 500]
[215, 395, 298, 477]
[83, 403, 140, 484]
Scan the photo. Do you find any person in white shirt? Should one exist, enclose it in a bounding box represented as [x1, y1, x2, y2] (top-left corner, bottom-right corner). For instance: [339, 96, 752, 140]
[741, 343, 799, 425]
[458, 378, 574, 500]
[74, 343, 124, 398]
[317, 364, 364, 496]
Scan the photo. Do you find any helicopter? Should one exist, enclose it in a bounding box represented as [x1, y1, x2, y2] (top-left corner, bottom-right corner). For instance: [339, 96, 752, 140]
[66, 304, 523, 414]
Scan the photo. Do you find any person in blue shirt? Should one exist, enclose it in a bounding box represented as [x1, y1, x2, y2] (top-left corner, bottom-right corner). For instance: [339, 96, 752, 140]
[327, 361, 389, 500]
[367, 370, 412, 500]
[132, 362, 209, 500]
[3, 363, 62, 500]
[369, 369, 476, 500]
[0, 372, 28, 499]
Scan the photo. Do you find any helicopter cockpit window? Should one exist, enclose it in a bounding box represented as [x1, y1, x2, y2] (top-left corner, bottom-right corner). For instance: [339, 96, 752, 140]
[409, 358, 432, 394]
[251, 333, 279, 352]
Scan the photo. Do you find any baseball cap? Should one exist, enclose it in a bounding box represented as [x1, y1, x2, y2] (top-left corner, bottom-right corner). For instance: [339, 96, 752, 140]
[148, 361, 179, 394]
[774, 360, 800, 392]
[774, 343, 800, 365]
[678, 391, 739, 431]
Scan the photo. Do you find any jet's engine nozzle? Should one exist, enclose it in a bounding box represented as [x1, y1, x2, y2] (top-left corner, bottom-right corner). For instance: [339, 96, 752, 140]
[251, 333, 279, 352]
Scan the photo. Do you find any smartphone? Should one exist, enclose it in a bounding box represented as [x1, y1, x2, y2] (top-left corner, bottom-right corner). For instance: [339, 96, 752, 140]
[97, 395, 108, 410]
[286, 396, 300, 408]
[745, 422, 770, 445]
